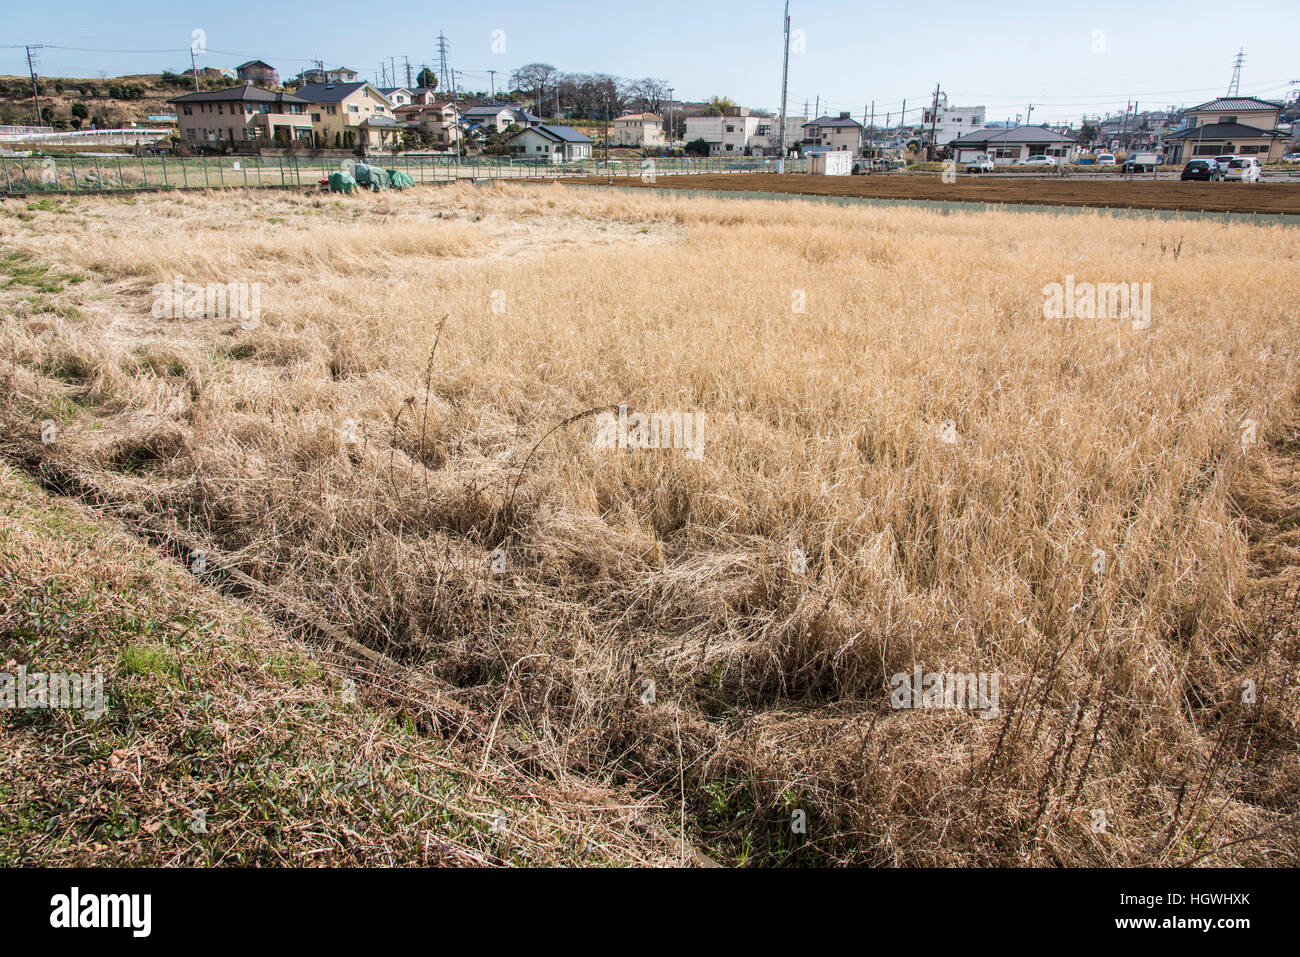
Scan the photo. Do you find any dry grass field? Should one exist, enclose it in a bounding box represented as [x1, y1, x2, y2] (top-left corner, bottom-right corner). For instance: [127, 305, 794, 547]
[2, 182, 1299, 866]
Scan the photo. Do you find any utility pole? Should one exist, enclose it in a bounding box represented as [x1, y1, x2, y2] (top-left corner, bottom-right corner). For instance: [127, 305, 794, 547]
[814, 95, 819, 120]
[488, 69, 497, 100]
[389, 57, 396, 89]
[928, 83, 941, 159]
[869, 100, 875, 150]
[451, 67, 461, 164]
[405, 56, 412, 88]
[189, 45, 200, 93]
[777, 0, 791, 161]
[25, 45, 43, 126]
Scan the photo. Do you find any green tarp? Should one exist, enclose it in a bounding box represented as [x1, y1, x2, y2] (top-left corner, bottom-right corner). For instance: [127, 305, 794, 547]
[353, 163, 389, 191]
[385, 169, 415, 189]
[328, 171, 357, 194]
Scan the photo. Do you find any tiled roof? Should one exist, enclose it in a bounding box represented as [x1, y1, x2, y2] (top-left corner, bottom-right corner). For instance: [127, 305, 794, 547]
[169, 83, 307, 105]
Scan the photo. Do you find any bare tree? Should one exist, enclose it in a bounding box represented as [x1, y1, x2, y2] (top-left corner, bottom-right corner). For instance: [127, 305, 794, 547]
[627, 78, 670, 114]
[510, 63, 559, 117]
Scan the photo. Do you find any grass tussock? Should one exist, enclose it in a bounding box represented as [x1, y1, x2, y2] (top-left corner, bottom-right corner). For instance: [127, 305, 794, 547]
[2, 182, 1299, 866]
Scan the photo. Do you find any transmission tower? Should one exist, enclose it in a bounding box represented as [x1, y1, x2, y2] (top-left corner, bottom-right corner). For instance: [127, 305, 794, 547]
[1227, 48, 1244, 96]
[436, 32, 451, 94]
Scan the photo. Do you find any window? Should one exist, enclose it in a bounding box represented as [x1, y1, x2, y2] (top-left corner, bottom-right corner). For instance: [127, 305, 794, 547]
[350, 105, 360, 112]
[185, 128, 196, 139]
[311, 113, 321, 122]
[327, 105, 337, 115]
[1219, 116, 1236, 125]
[183, 106, 193, 115]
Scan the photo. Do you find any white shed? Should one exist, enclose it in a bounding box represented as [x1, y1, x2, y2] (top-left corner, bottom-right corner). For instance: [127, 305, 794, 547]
[808, 151, 852, 175]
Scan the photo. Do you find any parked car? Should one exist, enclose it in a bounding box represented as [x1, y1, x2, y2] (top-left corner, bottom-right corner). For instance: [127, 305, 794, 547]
[1016, 154, 1055, 166]
[965, 153, 994, 173]
[1180, 159, 1216, 181]
[1281, 152, 1300, 163]
[1095, 153, 1116, 165]
[1221, 156, 1261, 182]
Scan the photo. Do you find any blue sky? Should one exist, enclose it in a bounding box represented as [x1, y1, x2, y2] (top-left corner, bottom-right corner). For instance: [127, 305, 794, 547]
[2, 1, 1295, 123]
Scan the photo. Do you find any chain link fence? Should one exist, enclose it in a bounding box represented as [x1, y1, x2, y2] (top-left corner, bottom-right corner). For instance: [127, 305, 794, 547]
[0, 152, 807, 195]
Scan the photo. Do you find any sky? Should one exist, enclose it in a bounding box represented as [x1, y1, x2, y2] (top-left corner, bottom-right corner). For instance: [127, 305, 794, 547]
[2, 1, 1296, 125]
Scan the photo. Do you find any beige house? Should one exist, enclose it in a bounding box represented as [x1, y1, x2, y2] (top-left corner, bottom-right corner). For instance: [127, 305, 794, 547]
[296, 82, 397, 149]
[611, 112, 665, 148]
[801, 113, 863, 153]
[169, 84, 313, 149]
[396, 102, 461, 147]
[1163, 96, 1287, 163]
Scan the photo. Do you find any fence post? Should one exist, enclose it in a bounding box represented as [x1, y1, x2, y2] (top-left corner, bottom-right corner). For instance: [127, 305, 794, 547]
[161, 155, 168, 189]
[69, 157, 79, 191]
[1, 157, 10, 193]
[93, 156, 103, 190]
[115, 156, 125, 189]
[141, 154, 148, 189]
[203, 158, 210, 189]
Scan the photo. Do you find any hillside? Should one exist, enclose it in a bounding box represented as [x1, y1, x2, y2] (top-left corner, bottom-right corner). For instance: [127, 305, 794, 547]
[0, 70, 230, 130]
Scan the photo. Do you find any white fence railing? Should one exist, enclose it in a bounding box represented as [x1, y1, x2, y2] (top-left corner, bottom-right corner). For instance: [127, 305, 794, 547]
[0, 128, 171, 145]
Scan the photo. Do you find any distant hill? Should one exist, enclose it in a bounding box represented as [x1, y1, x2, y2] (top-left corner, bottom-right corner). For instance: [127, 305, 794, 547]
[0, 70, 243, 130]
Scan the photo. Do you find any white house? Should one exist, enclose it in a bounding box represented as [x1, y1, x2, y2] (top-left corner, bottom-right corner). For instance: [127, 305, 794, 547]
[378, 87, 413, 108]
[684, 109, 761, 155]
[463, 105, 542, 133]
[611, 113, 666, 148]
[508, 124, 594, 162]
[921, 95, 986, 146]
[750, 115, 806, 154]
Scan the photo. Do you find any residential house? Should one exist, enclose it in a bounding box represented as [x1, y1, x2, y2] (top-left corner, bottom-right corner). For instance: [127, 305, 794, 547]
[296, 66, 359, 85]
[508, 124, 593, 162]
[611, 112, 665, 148]
[1163, 96, 1287, 163]
[379, 87, 413, 107]
[462, 105, 542, 133]
[684, 108, 761, 155]
[396, 102, 461, 147]
[949, 126, 1078, 164]
[235, 60, 280, 87]
[296, 82, 397, 149]
[750, 115, 806, 154]
[169, 84, 312, 148]
[408, 86, 439, 106]
[921, 95, 986, 146]
[801, 113, 863, 153]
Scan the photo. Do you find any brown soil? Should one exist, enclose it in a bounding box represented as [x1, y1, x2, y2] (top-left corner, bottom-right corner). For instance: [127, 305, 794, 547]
[561, 172, 1300, 215]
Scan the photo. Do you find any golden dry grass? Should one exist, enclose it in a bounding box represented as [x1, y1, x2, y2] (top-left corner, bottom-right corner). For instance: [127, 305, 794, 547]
[2, 182, 1299, 865]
